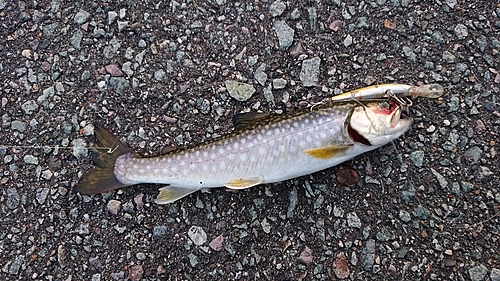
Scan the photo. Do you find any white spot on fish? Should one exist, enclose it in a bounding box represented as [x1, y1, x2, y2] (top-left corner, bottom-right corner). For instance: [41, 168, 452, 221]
[240, 153, 248, 161]
[219, 161, 226, 170]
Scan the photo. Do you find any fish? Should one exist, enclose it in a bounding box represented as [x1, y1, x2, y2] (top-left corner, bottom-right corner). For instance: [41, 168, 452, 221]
[75, 84, 443, 204]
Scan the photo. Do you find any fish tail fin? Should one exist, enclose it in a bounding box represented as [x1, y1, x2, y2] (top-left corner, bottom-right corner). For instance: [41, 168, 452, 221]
[74, 124, 133, 195]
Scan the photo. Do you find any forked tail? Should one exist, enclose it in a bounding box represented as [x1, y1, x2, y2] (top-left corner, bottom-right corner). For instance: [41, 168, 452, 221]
[74, 124, 132, 195]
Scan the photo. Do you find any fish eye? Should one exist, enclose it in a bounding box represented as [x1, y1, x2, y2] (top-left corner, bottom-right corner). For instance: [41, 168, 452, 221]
[380, 101, 390, 109]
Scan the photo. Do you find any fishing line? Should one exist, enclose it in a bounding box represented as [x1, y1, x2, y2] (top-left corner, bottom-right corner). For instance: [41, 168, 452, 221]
[0, 145, 113, 151]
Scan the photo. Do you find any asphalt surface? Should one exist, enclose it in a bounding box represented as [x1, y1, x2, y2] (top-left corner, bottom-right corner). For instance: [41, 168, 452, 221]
[1, 0, 500, 280]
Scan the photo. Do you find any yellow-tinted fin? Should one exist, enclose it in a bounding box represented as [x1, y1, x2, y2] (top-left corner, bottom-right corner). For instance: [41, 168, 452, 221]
[155, 186, 199, 204]
[305, 144, 354, 159]
[225, 177, 263, 189]
[232, 112, 270, 130]
[74, 124, 132, 195]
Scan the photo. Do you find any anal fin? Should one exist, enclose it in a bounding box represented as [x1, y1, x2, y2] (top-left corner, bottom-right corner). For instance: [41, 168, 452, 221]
[225, 177, 263, 190]
[155, 186, 199, 204]
[305, 144, 353, 159]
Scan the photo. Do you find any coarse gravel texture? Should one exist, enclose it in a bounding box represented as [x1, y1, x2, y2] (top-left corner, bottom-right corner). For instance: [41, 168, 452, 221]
[1, 0, 500, 280]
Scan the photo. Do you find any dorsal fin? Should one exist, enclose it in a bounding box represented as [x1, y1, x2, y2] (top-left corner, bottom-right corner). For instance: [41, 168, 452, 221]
[232, 112, 270, 130]
[161, 145, 177, 154]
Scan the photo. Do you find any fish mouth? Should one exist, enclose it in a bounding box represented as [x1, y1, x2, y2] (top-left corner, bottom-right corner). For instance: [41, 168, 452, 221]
[347, 102, 412, 146]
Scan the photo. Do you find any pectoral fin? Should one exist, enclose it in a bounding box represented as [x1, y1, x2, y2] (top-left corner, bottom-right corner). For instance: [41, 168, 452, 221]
[155, 186, 199, 204]
[305, 144, 354, 159]
[225, 177, 263, 189]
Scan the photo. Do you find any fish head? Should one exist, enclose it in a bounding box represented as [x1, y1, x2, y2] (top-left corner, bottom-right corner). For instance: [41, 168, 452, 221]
[347, 100, 412, 146]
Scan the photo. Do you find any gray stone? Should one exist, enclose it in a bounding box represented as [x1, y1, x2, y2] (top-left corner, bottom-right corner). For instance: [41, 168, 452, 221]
[107, 200, 121, 215]
[442, 51, 456, 63]
[431, 31, 445, 44]
[11, 120, 26, 132]
[469, 264, 488, 281]
[376, 227, 395, 242]
[43, 23, 59, 38]
[287, 187, 298, 218]
[74, 10, 91, 24]
[430, 168, 448, 188]
[24, 155, 39, 164]
[154, 69, 166, 81]
[188, 226, 207, 246]
[153, 226, 167, 237]
[306, 7, 317, 30]
[464, 146, 482, 164]
[361, 239, 375, 270]
[454, 24, 468, 40]
[445, 0, 457, 8]
[356, 17, 369, 29]
[5, 188, 20, 209]
[108, 11, 118, 25]
[261, 218, 271, 233]
[402, 46, 416, 61]
[476, 35, 487, 52]
[71, 138, 88, 158]
[273, 20, 294, 50]
[109, 77, 130, 94]
[299, 56, 321, 87]
[36, 188, 50, 204]
[412, 205, 430, 220]
[254, 63, 267, 86]
[273, 78, 287, 89]
[188, 253, 198, 267]
[117, 21, 128, 32]
[491, 268, 500, 281]
[8, 255, 23, 274]
[103, 38, 121, 59]
[410, 150, 424, 167]
[21, 100, 38, 115]
[343, 34, 353, 47]
[290, 8, 301, 20]
[247, 55, 258, 67]
[269, 1, 286, 17]
[263, 84, 275, 107]
[225, 80, 255, 101]
[447, 95, 460, 112]
[57, 245, 67, 268]
[70, 30, 84, 50]
[399, 210, 411, 222]
[347, 212, 362, 228]
[401, 187, 416, 204]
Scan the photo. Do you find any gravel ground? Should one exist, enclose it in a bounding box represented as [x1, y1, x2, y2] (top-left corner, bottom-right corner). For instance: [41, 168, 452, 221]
[1, 0, 500, 280]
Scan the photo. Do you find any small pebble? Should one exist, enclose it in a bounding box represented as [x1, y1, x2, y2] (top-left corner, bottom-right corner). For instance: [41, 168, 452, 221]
[188, 226, 207, 246]
[225, 80, 256, 101]
[107, 200, 121, 215]
[297, 246, 313, 265]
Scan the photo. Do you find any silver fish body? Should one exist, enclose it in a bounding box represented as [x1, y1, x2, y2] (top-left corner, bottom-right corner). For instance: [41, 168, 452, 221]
[116, 105, 388, 189]
[75, 83, 442, 204]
